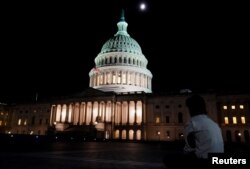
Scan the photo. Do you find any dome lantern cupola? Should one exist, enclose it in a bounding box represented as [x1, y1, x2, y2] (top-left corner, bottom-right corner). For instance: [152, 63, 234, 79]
[115, 9, 129, 37]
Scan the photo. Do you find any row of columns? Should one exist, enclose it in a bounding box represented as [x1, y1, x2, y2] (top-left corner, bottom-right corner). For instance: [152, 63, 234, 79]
[90, 71, 151, 90]
[50, 100, 144, 126]
[114, 129, 142, 140]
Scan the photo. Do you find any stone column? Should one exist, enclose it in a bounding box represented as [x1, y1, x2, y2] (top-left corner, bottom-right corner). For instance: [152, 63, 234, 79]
[98, 101, 100, 117]
[49, 105, 54, 125]
[127, 101, 130, 125]
[78, 103, 81, 125]
[90, 102, 93, 124]
[84, 102, 87, 125]
[65, 104, 69, 123]
[71, 104, 75, 124]
[59, 104, 62, 123]
[104, 102, 106, 122]
[120, 102, 122, 125]
[134, 101, 137, 125]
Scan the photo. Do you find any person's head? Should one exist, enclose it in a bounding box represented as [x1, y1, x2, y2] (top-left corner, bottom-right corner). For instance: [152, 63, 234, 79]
[186, 94, 207, 117]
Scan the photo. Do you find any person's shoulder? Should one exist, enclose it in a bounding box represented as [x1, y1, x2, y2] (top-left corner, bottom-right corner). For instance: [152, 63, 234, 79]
[191, 114, 207, 121]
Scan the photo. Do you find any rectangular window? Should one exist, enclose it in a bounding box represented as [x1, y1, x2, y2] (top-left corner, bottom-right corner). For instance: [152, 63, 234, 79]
[231, 105, 235, 110]
[241, 116, 246, 124]
[127, 73, 131, 84]
[117, 73, 121, 84]
[31, 116, 35, 125]
[233, 117, 237, 124]
[166, 116, 169, 123]
[223, 105, 227, 110]
[166, 131, 170, 138]
[112, 72, 116, 84]
[156, 117, 160, 123]
[18, 118, 22, 125]
[224, 117, 229, 124]
[24, 119, 27, 125]
[107, 72, 111, 84]
[131, 73, 134, 85]
[99, 74, 103, 85]
[240, 105, 244, 109]
[122, 72, 126, 84]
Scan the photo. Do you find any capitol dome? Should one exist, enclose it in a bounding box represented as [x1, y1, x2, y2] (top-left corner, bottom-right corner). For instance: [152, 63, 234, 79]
[89, 10, 153, 93]
[100, 34, 142, 55]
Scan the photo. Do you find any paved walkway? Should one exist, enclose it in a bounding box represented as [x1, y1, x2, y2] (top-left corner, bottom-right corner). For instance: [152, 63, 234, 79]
[0, 142, 170, 169]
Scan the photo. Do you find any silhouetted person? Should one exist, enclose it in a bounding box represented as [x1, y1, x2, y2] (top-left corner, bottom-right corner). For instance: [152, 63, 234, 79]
[184, 94, 224, 159]
[164, 94, 224, 169]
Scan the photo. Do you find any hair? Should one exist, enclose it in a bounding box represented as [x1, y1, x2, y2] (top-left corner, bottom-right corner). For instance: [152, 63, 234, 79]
[186, 94, 207, 117]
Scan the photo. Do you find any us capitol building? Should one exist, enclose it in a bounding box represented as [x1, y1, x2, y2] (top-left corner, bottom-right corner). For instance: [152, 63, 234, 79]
[0, 12, 249, 143]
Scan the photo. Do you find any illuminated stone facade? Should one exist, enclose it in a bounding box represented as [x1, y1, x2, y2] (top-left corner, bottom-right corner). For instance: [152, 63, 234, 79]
[4, 92, 249, 142]
[1, 12, 250, 143]
[0, 103, 10, 133]
[217, 94, 250, 143]
[8, 103, 50, 135]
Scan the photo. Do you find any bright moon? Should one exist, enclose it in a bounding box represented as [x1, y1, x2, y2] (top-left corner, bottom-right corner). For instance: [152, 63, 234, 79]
[140, 3, 146, 11]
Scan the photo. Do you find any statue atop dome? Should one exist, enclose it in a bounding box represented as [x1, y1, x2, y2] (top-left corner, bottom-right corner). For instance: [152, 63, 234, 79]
[115, 9, 129, 37]
[120, 9, 125, 21]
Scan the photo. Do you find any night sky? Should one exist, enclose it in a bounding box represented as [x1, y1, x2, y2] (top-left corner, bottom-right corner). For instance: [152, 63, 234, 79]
[1, 1, 249, 103]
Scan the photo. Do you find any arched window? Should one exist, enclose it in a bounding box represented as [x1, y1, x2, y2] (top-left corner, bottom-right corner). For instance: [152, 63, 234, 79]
[105, 58, 108, 64]
[122, 130, 126, 140]
[226, 130, 232, 142]
[119, 57, 122, 63]
[129, 130, 134, 140]
[109, 57, 112, 64]
[114, 130, 120, 139]
[136, 130, 141, 140]
[137, 60, 139, 66]
[178, 112, 183, 123]
[114, 57, 117, 63]
[128, 58, 131, 64]
[124, 57, 127, 63]
[235, 130, 241, 142]
[166, 116, 169, 123]
[105, 130, 110, 139]
[244, 130, 249, 143]
[133, 59, 135, 64]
